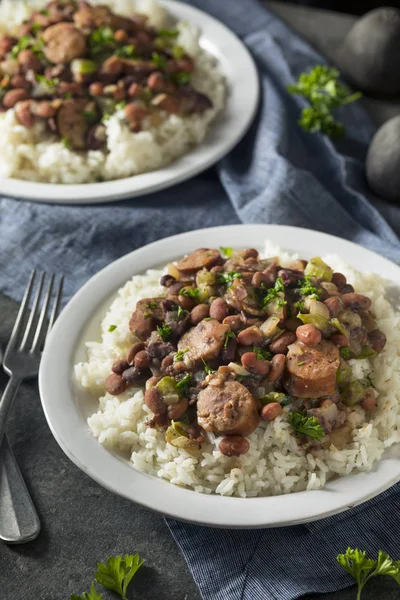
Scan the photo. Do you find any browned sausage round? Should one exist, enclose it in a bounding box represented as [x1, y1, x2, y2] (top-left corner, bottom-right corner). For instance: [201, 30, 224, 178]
[105, 373, 126, 395]
[241, 352, 270, 376]
[261, 402, 283, 421]
[190, 303, 210, 325]
[43, 23, 87, 64]
[296, 324, 322, 347]
[112, 359, 130, 375]
[56, 99, 88, 150]
[176, 248, 221, 273]
[219, 436, 249, 457]
[286, 340, 340, 398]
[144, 387, 166, 415]
[209, 298, 229, 322]
[237, 325, 264, 346]
[269, 331, 297, 354]
[178, 319, 229, 364]
[3, 88, 29, 109]
[267, 354, 286, 382]
[342, 293, 372, 311]
[168, 398, 189, 420]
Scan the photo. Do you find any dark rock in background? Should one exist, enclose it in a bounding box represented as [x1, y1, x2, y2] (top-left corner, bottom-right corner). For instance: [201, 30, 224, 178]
[335, 7, 400, 96]
[366, 115, 400, 202]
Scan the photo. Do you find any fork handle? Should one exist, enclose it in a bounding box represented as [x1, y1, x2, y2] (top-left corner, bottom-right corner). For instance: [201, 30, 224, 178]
[0, 435, 41, 544]
[0, 375, 22, 449]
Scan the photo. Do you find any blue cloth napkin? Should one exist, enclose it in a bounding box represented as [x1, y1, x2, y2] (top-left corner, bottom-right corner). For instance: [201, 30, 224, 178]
[1, 0, 400, 598]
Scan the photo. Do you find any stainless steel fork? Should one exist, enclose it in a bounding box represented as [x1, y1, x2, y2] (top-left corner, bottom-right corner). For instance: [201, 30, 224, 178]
[0, 271, 63, 544]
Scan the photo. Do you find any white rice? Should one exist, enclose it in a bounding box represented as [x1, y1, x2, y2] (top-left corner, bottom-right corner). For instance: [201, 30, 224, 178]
[74, 241, 400, 497]
[0, 0, 225, 183]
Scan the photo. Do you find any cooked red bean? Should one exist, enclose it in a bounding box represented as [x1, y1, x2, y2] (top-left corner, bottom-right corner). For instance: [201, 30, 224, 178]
[112, 359, 130, 375]
[368, 329, 387, 354]
[267, 354, 286, 382]
[241, 352, 270, 376]
[31, 101, 58, 118]
[168, 398, 188, 420]
[237, 325, 264, 346]
[210, 265, 224, 274]
[261, 402, 283, 421]
[114, 29, 128, 42]
[296, 324, 322, 346]
[147, 375, 163, 388]
[187, 424, 206, 443]
[134, 350, 151, 370]
[331, 272, 347, 290]
[341, 284, 355, 294]
[342, 293, 372, 311]
[161, 355, 174, 372]
[151, 93, 181, 113]
[127, 342, 145, 364]
[178, 294, 196, 310]
[147, 71, 165, 91]
[128, 82, 143, 98]
[222, 315, 243, 332]
[18, 49, 42, 72]
[160, 274, 175, 287]
[241, 248, 258, 260]
[0, 35, 16, 57]
[3, 89, 29, 109]
[269, 331, 297, 354]
[219, 436, 249, 457]
[10, 75, 30, 90]
[14, 100, 35, 128]
[324, 296, 343, 318]
[124, 101, 148, 123]
[284, 317, 302, 332]
[89, 81, 104, 96]
[144, 387, 166, 415]
[173, 361, 187, 374]
[252, 271, 272, 288]
[105, 373, 126, 395]
[361, 389, 376, 411]
[209, 298, 229, 322]
[190, 303, 210, 325]
[330, 334, 349, 348]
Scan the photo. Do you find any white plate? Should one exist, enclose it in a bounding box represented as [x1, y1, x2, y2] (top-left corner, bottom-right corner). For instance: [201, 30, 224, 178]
[0, 1, 258, 205]
[39, 225, 400, 528]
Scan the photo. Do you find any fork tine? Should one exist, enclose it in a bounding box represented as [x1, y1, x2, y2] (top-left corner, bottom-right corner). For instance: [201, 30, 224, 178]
[31, 273, 54, 353]
[5, 270, 36, 354]
[20, 272, 45, 351]
[46, 275, 64, 342]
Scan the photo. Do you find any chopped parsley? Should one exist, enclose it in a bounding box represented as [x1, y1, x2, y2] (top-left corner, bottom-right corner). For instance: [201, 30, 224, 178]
[31, 22, 43, 34]
[147, 301, 158, 309]
[173, 71, 191, 86]
[116, 44, 136, 58]
[179, 287, 200, 300]
[157, 323, 172, 341]
[288, 412, 325, 441]
[202, 359, 216, 375]
[35, 73, 59, 89]
[340, 346, 352, 360]
[83, 109, 98, 124]
[176, 373, 191, 393]
[159, 29, 179, 38]
[39, 9, 50, 16]
[297, 274, 322, 299]
[257, 276, 287, 308]
[89, 26, 116, 57]
[217, 271, 242, 286]
[172, 45, 185, 60]
[219, 247, 233, 258]
[223, 330, 236, 349]
[152, 52, 168, 69]
[61, 136, 71, 149]
[174, 348, 189, 362]
[253, 346, 272, 361]
[297, 361, 306, 366]
[108, 325, 117, 332]
[11, 35, 44, 59]
[293, 300, 305, 313]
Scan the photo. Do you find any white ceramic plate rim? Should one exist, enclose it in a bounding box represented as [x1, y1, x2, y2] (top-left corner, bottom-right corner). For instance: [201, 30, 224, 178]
[39, 225, 400, 528]
[0, 1, 259, 204]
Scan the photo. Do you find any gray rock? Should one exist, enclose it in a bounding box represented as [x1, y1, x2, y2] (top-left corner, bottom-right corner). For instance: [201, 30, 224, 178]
[366, 115, 400, 203]
[336, 8, 400, 96]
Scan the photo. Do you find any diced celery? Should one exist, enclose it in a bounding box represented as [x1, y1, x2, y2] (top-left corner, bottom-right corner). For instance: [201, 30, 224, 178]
[260, 392, 291, 406]
[71, 59, 97, 75]
[342, 380, 365, 406]
[297, 313, 331, 334]
[336, 358, 351, 387]
[305, 257, 333, 282]
[156, 376, 178, 397]
[358, 345, 377, 359]
[196, 268, 217, 287]
[331, 317, 349, 337]
[165, 421, 200, 456]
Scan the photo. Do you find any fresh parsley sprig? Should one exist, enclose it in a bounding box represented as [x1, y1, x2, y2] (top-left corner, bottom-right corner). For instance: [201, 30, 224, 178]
[253, 346, 272, 361]
[217, 271, 242, 286]
[179, 287, 200, 300]
[288, 66, 361, 138]
[297, 274, 321, 299]
[288, 411, 324, 441]
[202, 359, 216, 375]
[257, 276, 287, 308]
[337, 548, 400, 600]
[224, 330, 236, 348]
[157, 323, 172, 341]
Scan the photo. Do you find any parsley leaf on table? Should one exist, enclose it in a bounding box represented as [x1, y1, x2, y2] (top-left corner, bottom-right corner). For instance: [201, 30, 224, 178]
[288, 412, 324, 441]
[71, 582, 102, 600]
[337, 548, 400, 600]
[95, 554, 144, 600]
[288, 66, 361, 138]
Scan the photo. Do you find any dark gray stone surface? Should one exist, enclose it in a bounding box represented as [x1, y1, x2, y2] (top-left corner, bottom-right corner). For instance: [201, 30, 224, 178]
[1, 4, 399, 599]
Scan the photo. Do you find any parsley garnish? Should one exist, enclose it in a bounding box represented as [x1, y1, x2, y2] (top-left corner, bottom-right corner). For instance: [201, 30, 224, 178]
[35, 73, 59, 89]
[288, 66, 361, 138]
[288, 412, 324, 441]
[157, 323, 172, 341]
[179, 287, 200, 300]
[116, 44, 136, 58]
[174, 348, 189, 362]
[89, 26, 116, 57]
[159, 29, 179, 38]
[39, 9, 50, 16]
[293, 300, 305, 313]
[152, 52, 168, 69]
[219, 247, 233, 258]
[223, 331, 236, 348]
[340, 346, 352, 360]
[253, 346, 272, 361]
[173, 71, 191, 86]
[71, 582, 102, 600]
[83, 109, 98, 124]
[31, 22, 42, 34]
[297, 274, 321, 299]
[257, 276, 287, 308]
[147, 301, 158, 309]
[297, 361, 305, 366]
[202, 359, 216, 375]
[108, 325, 117, 332]
[61, 136, 71, 149]
[217, 271, 242, 286]
[176, 373, 191, 393]
[11, 35, 44, 59]
[95, 554, 144, 600]
[337, 548, 400, 599]
[177, 305, 184, 318]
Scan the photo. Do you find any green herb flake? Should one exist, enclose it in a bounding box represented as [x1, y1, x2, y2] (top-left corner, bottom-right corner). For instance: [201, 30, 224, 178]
[108, 325, 117, 332]
[202, 359, 216, 375]
[176, 373, 191, 393]
[297, 361, 305, 366]
[157, 323, 172, 341]
[116, 44, 136, 58]
[31, 22, 43, 34]
[174, 348, 189, 362]
[172, 45, 185, 60]
[177, 305, 184, 318]
[219, 247, 233, 258]
[257, 276, 287, 308]
[71, 582, 103, 600]
[152, 52, 168, 69]
[11, 35, 33, 59]
[83, 109, 97, 124]
[297, 274, 322, 299]
[253, 346, 272, 361]
[147, 301, 158, 309]
[173, 71, 191, 86]
[159, 29, 179, 38]
[340, 346, 352, 360]
[288, 411, 325, 441]
[217, 271, 242, 286]
[61, 136, 71, 149]
[337, 548, 400, 600]
[35, 73, 59, 89]
[179, 287, 200, 300]
[293, 300, 305, 313]
[95, 554, 144, 600]
[223, 330, 236, 349]
[89, 26, 116, 57]
[39, 9, 50, 16]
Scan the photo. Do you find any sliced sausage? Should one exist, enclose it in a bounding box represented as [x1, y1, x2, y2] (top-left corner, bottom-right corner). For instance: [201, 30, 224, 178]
[56, 99, 88, 150]
[128, 298, 165, 341]
[176, 248, 221, 273]
[285, 340, 340, 398]
[43, 23, 87, 64]
[197, 380, 260, 436]
[178, 318, 229, 364]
